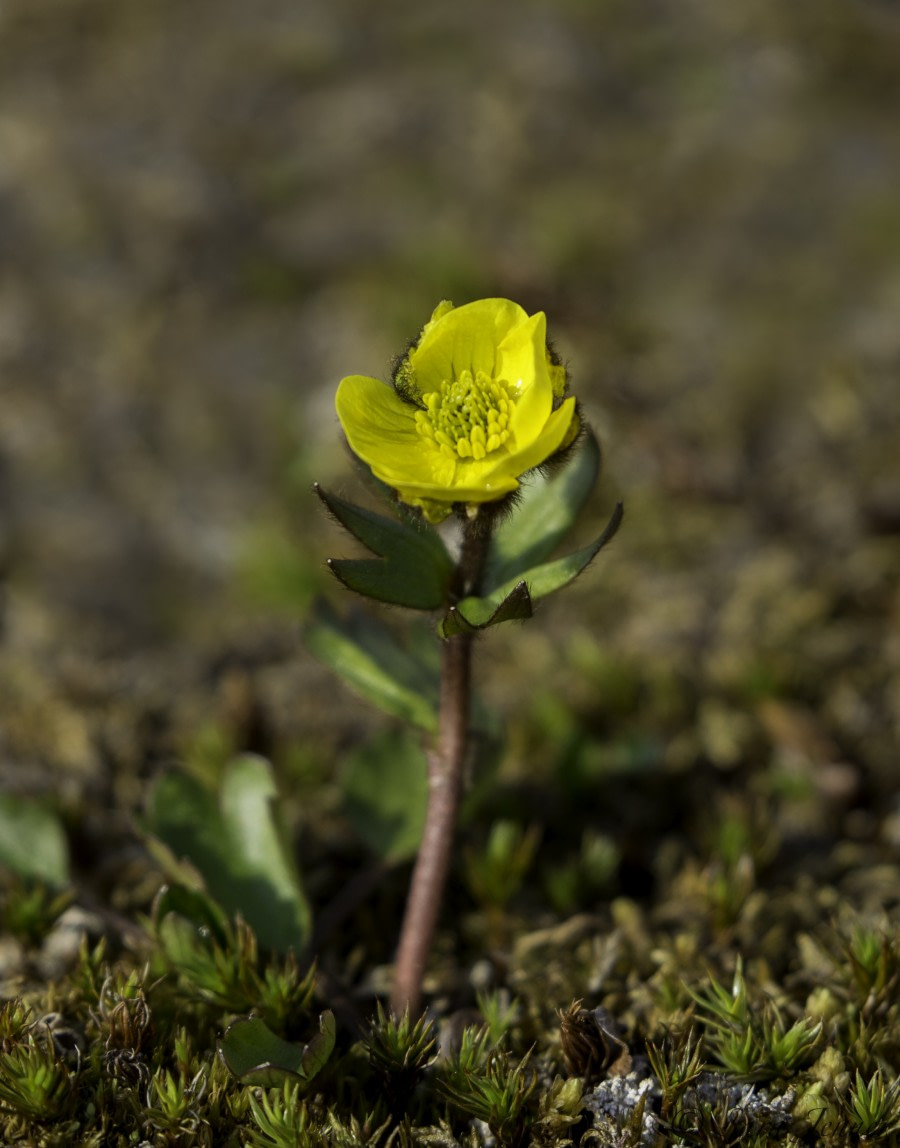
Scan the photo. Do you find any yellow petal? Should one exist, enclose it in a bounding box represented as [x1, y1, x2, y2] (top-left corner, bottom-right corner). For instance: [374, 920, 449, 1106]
[497, 312, 554, 445]
[393, 468, 520, 505]
[336, 375, 420, 457]
[481, 397, 578, 484]
[410, 298, 530, 388]
[497, 310, 547, 392]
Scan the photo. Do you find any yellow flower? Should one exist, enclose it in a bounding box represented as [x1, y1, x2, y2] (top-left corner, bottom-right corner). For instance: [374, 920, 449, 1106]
[336, 298, 579, 522]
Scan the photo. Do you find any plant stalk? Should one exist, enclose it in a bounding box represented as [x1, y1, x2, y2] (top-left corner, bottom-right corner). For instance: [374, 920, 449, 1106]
[390, 515, 488, 1016]
[390, 629, 472, 1016]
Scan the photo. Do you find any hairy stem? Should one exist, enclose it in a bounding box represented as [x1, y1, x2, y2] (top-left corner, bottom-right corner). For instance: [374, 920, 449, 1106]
[390, 630, 472, 1016]
[390, 515, 489, 1016]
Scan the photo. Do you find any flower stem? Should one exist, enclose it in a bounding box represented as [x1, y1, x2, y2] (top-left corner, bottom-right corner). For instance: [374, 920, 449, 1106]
[390, 515, 488, 1016]
[390, 630, 472, 1016]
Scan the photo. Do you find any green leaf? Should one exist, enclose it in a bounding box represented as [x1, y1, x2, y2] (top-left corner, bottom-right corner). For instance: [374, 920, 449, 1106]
[316, 484, 454, 609]
[439, 581, 533, 638]
[440, 503, 623, 635]
[0, 794, 70, 887]
[219, 1012, 336, 1086]
[483, 430, 601, 592]
[152, 883, 229, 947]
[500, 501, 623, 603]
[342, 728, 428, 862]
[304, 598, 439, 730]
[142, 756, 311, 954]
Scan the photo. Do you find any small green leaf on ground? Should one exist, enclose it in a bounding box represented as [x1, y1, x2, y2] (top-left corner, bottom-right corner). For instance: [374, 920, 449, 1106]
[220, 1011, 336, 1086]
[143, 755, 311, 954]
[0, 794, 70, 888]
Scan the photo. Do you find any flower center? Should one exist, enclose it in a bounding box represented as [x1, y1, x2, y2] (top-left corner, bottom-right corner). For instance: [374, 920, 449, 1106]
[414, 369, 515, 461]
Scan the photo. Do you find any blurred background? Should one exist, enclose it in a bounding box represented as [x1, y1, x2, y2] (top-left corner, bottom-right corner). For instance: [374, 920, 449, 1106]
[1, 0, 899, 896]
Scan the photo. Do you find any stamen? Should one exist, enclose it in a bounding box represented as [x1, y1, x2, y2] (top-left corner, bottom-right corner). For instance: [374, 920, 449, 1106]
[415, 369, 515, 461]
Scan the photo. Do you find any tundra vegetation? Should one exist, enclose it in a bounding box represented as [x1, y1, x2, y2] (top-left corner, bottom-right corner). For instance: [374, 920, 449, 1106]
[1, 0, 899, 1143]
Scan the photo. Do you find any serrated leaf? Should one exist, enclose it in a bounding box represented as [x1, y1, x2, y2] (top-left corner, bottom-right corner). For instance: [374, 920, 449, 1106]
[142, 756, 311, 954]
[0, 794, 70, 887]
[316, 484, 453, 609]
[342, 728, 428, 862]
[439, 580, 533, 637]
[483, 430, 601, 592]
[219, 1011, 335, 1086]
[304, 598, 438, 730]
